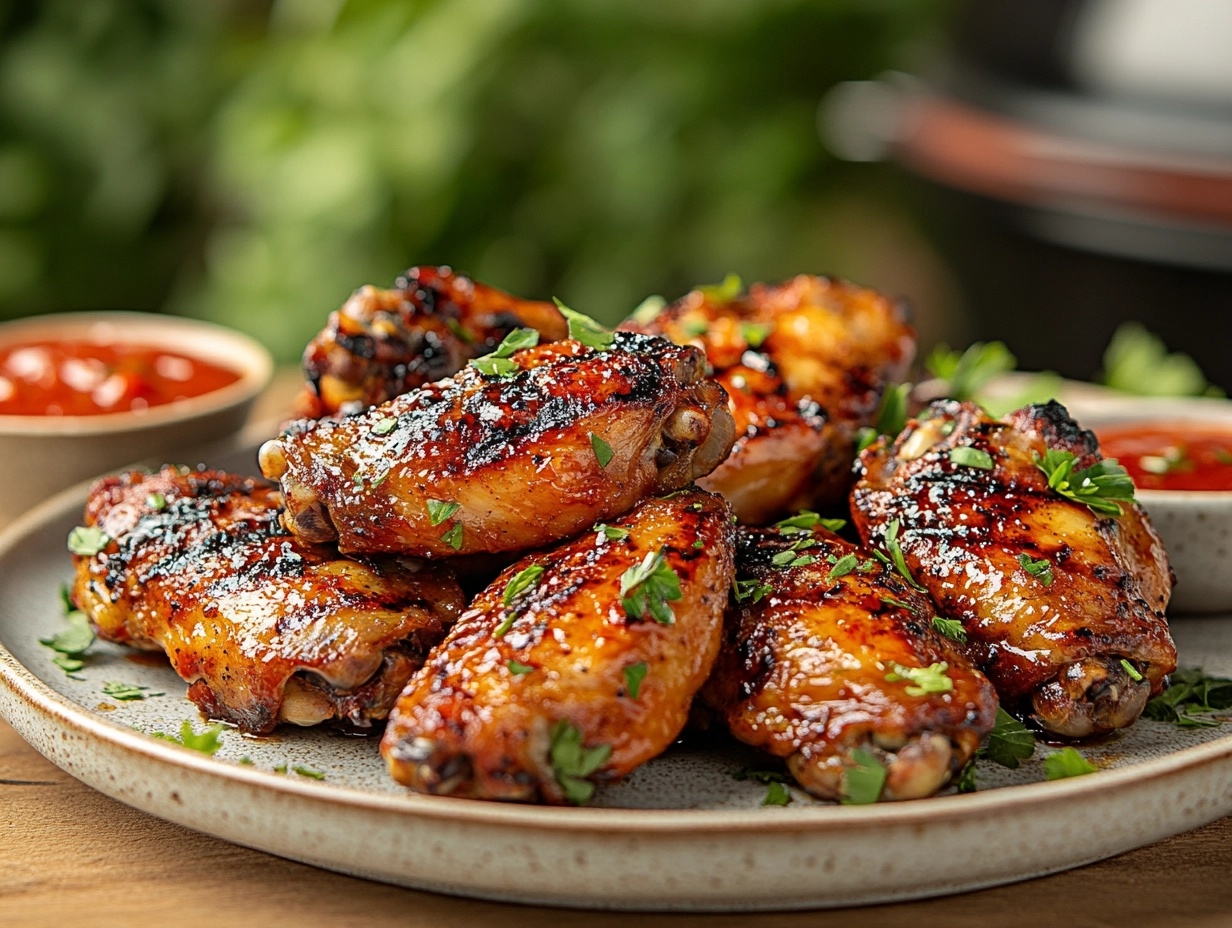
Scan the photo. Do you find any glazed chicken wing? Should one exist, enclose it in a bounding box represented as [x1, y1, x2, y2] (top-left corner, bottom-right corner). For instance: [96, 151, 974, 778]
[622, 275, 914, 522]
[261, 333, 735, 558]
[703, 525, 997, 802]
[70, 467, 463, 734]
[299, 265, 567, 418]
[381, 488, 736, 804]
[851, 400, 1177, 738]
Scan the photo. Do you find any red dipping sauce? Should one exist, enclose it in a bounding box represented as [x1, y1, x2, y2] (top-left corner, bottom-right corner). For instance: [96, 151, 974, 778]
[0, 340, 241, 417]
[1096, 423, 1232, 491]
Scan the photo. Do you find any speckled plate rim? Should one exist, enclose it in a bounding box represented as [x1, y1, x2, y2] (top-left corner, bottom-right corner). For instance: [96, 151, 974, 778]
[5, 474, 1232, 909]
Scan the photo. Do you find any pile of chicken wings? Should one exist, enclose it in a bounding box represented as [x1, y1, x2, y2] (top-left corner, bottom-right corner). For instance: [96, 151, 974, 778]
[69, 267, 1176, 805]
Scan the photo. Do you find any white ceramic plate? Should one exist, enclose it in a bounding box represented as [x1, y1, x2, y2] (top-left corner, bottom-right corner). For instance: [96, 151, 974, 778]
[3, 445, 1232, 911]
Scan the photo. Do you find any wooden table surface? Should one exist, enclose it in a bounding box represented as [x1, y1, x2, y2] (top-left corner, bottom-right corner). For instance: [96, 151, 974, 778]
[4, 371, 1232, 927]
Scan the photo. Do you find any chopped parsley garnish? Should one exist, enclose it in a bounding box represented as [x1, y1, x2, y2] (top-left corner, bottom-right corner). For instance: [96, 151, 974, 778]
[741, 322, 773, 349]
[692, 539, 704, 549]
[774, 511, 846, 535]
[468, 327, 540, 377]
[696, 273, 743, 303]
[1035, 449, 1136, 517]
[40, 610, 95, 675]
[620, 550, 682, 624]
[292, 765, 326, 780]
[931, 616, 967, 643]
[883, 519, 924, 591]
[426, 499, 460, 526]
[841, 749, 887, 805]
[1120, 659, 1144, 682]
[102, 681, 161, 701]
[762, 781, 792, 806]
[826, 553, 859, 581]
[926, 341, 1017, 402]
[629, 295, 665, 325]
[1143, 668, 1232, 728]
[554, 298, 615, 351]
[733, 578, 771, 604]
[590, 433, 614, 468]
[1044, 747, 1099, 780]
[67, 526, 109, 557]
[1098, 322, 1223, 398]
[146, 492, 167, 512]
[1017, 553, 1054, 586]
[771, 548, 815, 568]
[885, 661, 953, 697]
[623, 661, 648, 699]
[549, 721, 611, 805]
[955, 760, 978, 793]
[502, 564, 545, 608]
[151, 720, 226, 755]
[980, 708, 1035, 768]
[680, 318, 709, 338]
[372, 416, 398, 436]
[855, 382, 910, 454]
[594, 523, 630, 542]
[949, 447, 993, 470]
[441, 522, 464, 550]
[507, 659, 535, 675]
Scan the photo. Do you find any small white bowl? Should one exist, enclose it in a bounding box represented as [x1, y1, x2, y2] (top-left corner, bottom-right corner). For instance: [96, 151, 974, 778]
[0, 312, 272, 523]
[1064, 394, 1232, 616]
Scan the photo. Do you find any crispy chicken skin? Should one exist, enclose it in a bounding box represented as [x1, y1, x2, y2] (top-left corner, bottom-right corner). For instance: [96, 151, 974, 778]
[851, 400, 1177, 738]
[382, 488, 736, 803]
[622, 275, 915, 522]
[299, 265, 567, 418]
[70, 467, 463, 734]
[261, 333, 736, 558]
[703, 526, 997, 802]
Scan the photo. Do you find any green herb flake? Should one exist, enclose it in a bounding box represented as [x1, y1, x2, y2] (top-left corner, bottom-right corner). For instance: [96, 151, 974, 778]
[441, 522, 464, 551]
[620, 550, 682, 625]
[549, 720, 611, 805]
[931, 616, 967, 643]
[272, 763, 288, 774]
[67, 526, 109, 557]
[1098, 322, 1222, 398]
[696, 273, 743, 303]
[40, 611, 95, 672]
[52, 654, 84, 673]
[372, 416, 398, 436]
[1035, 450, 1136, 517]
[1017, 553, 1054, 586]
[292, 765, 326, 780]
[841, 748, 887, 805]
[594, 523, 630, 542]
[680, 318, 709, 338]
[444, 317, 476, 344]
[955, 760, 978, 794]
[949, 447, 994, 470]
[733, 578, 771, 605]
[238, 756, 254, 766]
[1044, 747, 1099, 780]
[426, 499, 460, 526]
[926, 341, 1017, 402]
[880, 594, 914, 613]
[1120, 659, 1144, 682]
[151, 720, 226, 755]
[1143, 668, 1232, 728]
[883, 519, 925, 591]
[741, 322, 773, 349]
[503, 564, 545, 608]
[691, 539, 704, 549]
[629, 295, 665, 325]
[885, 661, 953, 697]
[855, 383, 911, 454]
[507, 659, 535, 675]
[826, 553, 859, 582]
[554, 298, 615, 351]
[469, 355, 518, 377]
[980, 707, 1036, 769]
[590, 433, 614, 468]
[775, 511, 846, 535]
[762, 781, 792, 806]
[102, 681, 161, 701]
[623, 661, 648, 699]
[146, 492, 167, 512]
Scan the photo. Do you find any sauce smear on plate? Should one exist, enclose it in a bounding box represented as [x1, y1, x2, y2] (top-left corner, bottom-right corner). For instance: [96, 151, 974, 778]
[1097, 423, 1232, 491]
[0, 340, 240, 416]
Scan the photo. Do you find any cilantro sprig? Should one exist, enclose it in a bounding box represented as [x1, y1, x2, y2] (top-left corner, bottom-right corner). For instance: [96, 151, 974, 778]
[620, 550, 682, 624]
[549, 721, 611, 805]
[980, 708, 1036, 769]
[1035, 449, 1135, 517]
[1143, 668, 1232, 728]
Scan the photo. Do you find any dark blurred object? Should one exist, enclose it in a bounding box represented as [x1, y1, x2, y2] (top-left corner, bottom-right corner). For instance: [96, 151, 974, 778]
[825, 0, 1232, 388]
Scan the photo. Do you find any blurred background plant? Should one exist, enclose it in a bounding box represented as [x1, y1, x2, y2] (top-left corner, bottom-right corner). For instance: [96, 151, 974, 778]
[0, 0, 956, 361]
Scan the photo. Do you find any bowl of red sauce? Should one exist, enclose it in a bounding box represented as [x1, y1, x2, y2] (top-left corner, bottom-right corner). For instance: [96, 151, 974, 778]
[1067, 395, 1232, 615]
[0, 312, 271, 523]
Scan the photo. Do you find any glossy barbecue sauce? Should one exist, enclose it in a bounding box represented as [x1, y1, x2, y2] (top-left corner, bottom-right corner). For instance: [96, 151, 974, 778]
[0, 340, 240, 416]
[1097, 423, 1232, 491]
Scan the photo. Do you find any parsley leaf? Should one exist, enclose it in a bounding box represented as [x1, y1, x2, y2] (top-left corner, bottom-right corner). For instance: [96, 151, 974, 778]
[620, 550, 682, 624]
[883, 519, 925, 591]
[292, 765, 326, 780]
[40, 610, 95, 674]
[980, 708, 1036, 769]
[554, 298, 614, 351]
[826, 553, 859, 582]
[623, 661, 648, 699]
[855, 382, 911, 454]
[426, 499, 459, 526]
[741, 322, 773, 349]
[1098, 322, 1222, 398]
[949, 447, 993, 470]
[507, 659, 535, 675]
[372, 416, 398, 436]
[762, 781, 792, 806]
[1017, 553, 1054, 586]
[590, 433, 614, 468]
[841, 749, 887, 805]
[146, 492, 167, 512]
[1143, 668, 1232, 727]
[102, 681, 161, 701]
[696, 273, 743, 303]
[469, 356, 518, 377]
[955, 760, 978, 794]
[151, 720, 226, 755]
[441, 522, 464, 550]
[468, 327, 540, 378]
[549, 721, 611, 805]
[733, 578, 771, 604]
[774, 511, 846, 535]
[67, 526, 109, 557]
[629, 295, 665, 325]
[926, 341, 1017, 402]
[502, 564, 545, 608]
[1044, 747, 1099, 780]
[1035, 450, 1136, 517]
[594, 523, 630, 542]
[931, 616, 967, 643]
[885, 661, 953, 697]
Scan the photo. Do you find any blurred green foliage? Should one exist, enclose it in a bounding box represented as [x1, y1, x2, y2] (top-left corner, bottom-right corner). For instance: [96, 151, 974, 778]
[0, 0, 948, 360]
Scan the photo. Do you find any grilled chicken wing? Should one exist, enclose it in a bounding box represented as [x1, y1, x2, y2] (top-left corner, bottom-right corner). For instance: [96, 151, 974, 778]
[261, 333, 735, 558]
[382, 488, 736, 804]
[622, 275, 914, 522]
[70, 467, 463, 734]
[703, 525, 997, 802]
[299, 266, 567, 418]
[851, 400, 1177, 738]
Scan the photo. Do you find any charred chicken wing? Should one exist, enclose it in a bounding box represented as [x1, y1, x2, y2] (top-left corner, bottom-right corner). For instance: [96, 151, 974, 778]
[299, 265, 567, 417]
[703, 524, 997, 802]
[381, 488, 736, 804]
[70, 467, 463, 734]
[622, 275, 915, 522]
[261, 332, 735, 558]
[851, 400, 1177, 738]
